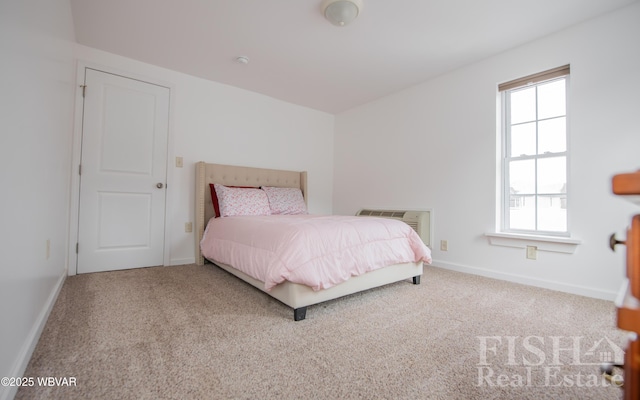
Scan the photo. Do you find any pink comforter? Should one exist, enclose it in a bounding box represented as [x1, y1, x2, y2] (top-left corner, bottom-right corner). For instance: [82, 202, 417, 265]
[200, 215, 432, 291]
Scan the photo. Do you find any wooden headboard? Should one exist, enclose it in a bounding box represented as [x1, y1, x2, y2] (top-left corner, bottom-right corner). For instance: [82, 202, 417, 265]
[195, 162, 308, 265]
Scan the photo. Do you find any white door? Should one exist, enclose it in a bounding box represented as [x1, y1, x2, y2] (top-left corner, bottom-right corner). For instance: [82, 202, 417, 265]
[77, 68, 169, 274]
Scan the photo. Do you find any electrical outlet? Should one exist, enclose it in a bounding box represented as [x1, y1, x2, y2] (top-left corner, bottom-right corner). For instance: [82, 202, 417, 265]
[176, 156, 183, 168]
[440, 240, 448, 251]
[46, 239, 50, 260]
[526, 245, 537, 260]
[185, 222, 193, 233]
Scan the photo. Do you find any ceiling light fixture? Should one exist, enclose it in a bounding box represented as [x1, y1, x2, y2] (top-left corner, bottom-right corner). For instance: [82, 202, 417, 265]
[321, 0, 363, 27]
[235, 56, 249, 65]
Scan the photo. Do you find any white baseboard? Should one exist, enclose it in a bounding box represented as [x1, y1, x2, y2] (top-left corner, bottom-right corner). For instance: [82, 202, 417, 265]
[429, 260, 617, 301]
[169, 257, 195, 266]
[1, 273, 66, 400]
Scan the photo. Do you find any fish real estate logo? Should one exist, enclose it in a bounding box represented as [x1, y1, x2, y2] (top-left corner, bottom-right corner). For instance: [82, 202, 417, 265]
[476, 336, 625, 388]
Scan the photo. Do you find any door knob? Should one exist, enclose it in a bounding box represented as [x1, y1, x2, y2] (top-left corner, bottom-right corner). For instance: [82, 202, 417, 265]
[609, 233, 625, 251]
[156, 183, 164, 189]
[600, 363, 624, 387]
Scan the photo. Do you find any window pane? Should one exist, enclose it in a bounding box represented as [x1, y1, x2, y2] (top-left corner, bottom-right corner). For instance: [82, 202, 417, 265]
[537, 195, 567, 232]
[537, 79, 565, 119]
[509, 159, 535, 194]
[510, 122, 536, 156]
[510, 87, 536, 124]
[538, 117, 566, 154]
[510, 195, 535, 230]
[537, 156, 566, 194]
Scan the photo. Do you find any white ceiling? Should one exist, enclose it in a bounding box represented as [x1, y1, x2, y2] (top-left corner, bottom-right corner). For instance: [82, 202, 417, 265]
[70, 0, 638, 114]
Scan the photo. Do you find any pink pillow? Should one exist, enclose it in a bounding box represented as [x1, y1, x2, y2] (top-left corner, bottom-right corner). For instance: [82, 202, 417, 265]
[209, 184, 254, 218]
[214, 184, 271, 217]
[261, 186, 308, 215]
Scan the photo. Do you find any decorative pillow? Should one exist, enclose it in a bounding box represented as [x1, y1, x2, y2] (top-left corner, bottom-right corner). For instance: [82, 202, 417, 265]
[209, 184, 255, 218]
[213, 183, 271, 217]
[261, 186, 308, 215]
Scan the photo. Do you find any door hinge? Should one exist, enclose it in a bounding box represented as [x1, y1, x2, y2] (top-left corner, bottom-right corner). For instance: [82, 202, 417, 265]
[76, 243, 79, 254]
[78, 164, 82, 175]
[80, 84, 87, 98]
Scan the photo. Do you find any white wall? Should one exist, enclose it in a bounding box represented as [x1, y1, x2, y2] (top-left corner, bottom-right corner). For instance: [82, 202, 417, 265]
[333, 3, 640, 299]
[0, 1, 76, 399]
[73, 45, 335, 267]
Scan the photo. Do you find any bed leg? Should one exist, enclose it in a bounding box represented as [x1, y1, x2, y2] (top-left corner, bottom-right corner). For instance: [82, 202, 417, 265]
[413, 275, 421, 285]
[293, 307, 307, 321]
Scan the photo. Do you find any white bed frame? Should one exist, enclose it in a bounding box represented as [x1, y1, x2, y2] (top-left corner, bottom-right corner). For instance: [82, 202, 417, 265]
[195, 162, 423, 320]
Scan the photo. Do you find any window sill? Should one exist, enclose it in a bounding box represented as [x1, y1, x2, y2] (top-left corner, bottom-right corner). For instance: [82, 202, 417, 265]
[485, 232, 581, 254]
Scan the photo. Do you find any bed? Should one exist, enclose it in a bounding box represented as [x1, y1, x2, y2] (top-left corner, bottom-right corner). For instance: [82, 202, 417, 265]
[195, 162, 431, 321]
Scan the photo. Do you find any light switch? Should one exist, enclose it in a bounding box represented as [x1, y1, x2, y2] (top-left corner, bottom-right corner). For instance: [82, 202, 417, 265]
[176, 157, 183, 168]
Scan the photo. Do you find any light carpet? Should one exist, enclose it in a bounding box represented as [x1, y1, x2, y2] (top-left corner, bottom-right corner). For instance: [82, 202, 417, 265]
[17, 264, 626, 399]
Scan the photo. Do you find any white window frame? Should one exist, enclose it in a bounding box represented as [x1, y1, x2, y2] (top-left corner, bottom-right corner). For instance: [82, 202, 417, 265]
[500, 68, 570, 238]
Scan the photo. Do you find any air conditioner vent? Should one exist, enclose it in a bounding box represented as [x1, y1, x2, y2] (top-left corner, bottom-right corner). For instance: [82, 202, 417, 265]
[405, 221, 418, 232]
[356, 209, 431, 247]
[359, 209, 407, 218]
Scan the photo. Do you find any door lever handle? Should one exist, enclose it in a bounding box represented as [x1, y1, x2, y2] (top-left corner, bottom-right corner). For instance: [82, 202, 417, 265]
[609, 233, 625, 251]
[600, 363, 624, 387]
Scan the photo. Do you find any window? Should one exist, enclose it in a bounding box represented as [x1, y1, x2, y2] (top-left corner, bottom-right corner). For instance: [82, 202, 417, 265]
[500, 65, 570, 236]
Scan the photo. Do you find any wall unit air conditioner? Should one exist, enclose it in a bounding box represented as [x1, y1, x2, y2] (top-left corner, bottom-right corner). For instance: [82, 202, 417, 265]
[356, 209, 432, 248]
